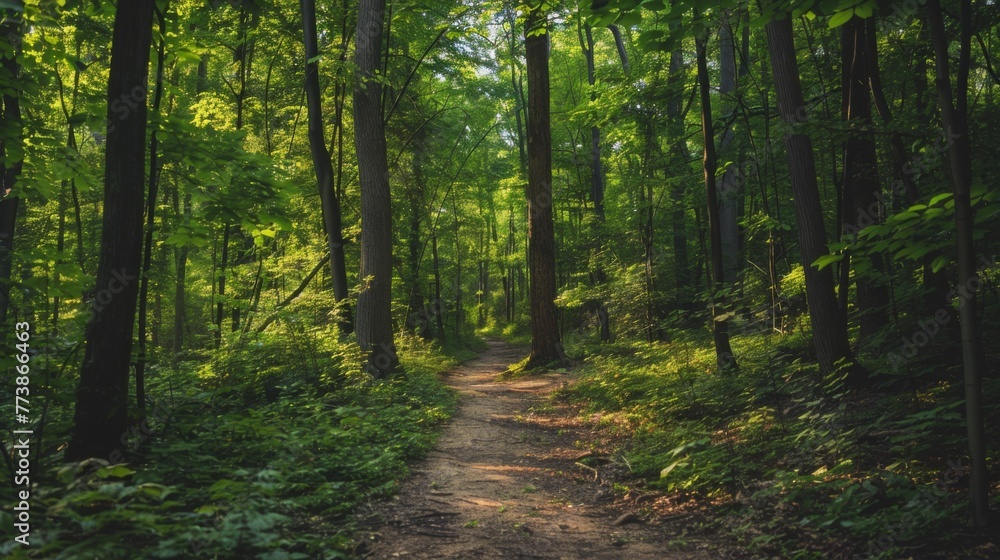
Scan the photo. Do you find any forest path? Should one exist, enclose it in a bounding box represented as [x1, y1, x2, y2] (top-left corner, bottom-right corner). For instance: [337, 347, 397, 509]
[356, 340, 723, 559]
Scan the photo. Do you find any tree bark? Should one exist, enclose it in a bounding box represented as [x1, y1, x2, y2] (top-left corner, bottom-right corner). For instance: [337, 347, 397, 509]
[524, 5, 566, 368]
[67, 0, 155, 461]
[432, 231, 445, 341]
[717, 11, 741, 286]
[136, 7, 168, 414]
[696, 28, 737, 372]
[926, 0, 989, 529]
[0, 7, 23, 327]
[214, 224, 229, 349]
[839, 16, 889, 353]
[667, 48, 691, 311]
[302, 0, 352, 334]
[354, 0, 398, 377]
[764, 14, 860, 379]
[579, 20, 611, 341]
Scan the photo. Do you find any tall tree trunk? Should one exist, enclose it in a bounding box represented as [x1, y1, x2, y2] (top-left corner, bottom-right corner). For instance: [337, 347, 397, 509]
[174, 56, 207, 353]
[765, 14, 860, 379]
[579, 21, 611, 341]
[224, 5, 256, 335]
[302, 0, 352, 334]
[926, 0, 988, 529]
[696, 27, 737, 372]
[354, 0, 397, 376]
[405, 150, 428, 337]
[0, 6, 23, 327]
[136, 8, 167, 414]
[214, 224, 229, 349]
[524, 4, 566, 367]
[667, 48, 691, 312]
[172, 189, 190, 353]
[717, 11, 741, 286]
[840, 16, 889, 352]
[67, 0, 155, 461]
[53, 38, 83, 333]
[452, 193, 463, 340]
[432, 231, 445, 341]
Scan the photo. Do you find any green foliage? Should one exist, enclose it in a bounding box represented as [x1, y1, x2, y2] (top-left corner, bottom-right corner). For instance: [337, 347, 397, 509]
[0, 332, 463, 559]
[561, 330, 996, 558]
[819, 184, 1000, 276]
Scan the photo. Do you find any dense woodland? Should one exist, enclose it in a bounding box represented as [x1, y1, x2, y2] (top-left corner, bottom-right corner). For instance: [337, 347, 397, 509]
[0, 0, 998, 557]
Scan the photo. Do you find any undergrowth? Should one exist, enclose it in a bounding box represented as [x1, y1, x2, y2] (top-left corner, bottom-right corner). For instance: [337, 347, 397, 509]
[0, 330, 471, 559]
[561, 324, 999, 559]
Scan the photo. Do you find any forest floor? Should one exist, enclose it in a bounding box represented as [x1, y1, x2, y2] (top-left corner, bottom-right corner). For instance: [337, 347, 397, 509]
[355, 340, 744, 559]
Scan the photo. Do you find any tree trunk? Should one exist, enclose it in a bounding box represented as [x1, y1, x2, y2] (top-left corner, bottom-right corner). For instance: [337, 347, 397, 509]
[696, 28, 737, 372]
[432, 231, 445, 341]
[405, 150, 428, 337]
[302, 0, 352, 334]
[174, 56, 208, 353]
[579, 21, 611, 341]
[136, 8, 167, 414]
[840, 16, 890, 353]
[354, 0, 398, 376]
[667, 48, 691, 311]
[66, 0, 155, 462]
[717, 11, 741, 286]
[926, 0, 989, 530]
[524, 5, 566, 368]
[0, 8, 23, 327]
[764, 14, 860, 379]
[172, 188, 191, 354]
[452, 193, 463, 340]
[214, 224, 229, 349]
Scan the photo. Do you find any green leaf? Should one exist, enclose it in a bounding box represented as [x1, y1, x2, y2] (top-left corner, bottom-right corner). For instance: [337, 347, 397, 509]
[828, 9, 854, 28]
[929, 192, 952, 206]
[98, 465, 136, 479]
[931, 255, 949, 273]
[812, 253, 844, 270]
[660, 459, 688, 478]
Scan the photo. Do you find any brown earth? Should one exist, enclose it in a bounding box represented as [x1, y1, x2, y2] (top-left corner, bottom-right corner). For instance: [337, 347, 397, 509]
[355, 340, 740, 559]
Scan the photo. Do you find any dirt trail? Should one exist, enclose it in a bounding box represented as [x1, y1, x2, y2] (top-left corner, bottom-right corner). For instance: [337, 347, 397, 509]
[357, 341, 724, 559]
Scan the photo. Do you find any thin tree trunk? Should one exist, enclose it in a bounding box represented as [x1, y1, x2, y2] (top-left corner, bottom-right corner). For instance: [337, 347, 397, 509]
[717, 11, 741, 286]
[579, 20, 611, 341]
[667, 48, 691, 312]
[172, 188, 190, 353]
[302, 0, 352, 334]
[173, 55, 207, 353]
[926, 0, 989, 529]
[432, 231, 445, 341]
[696, 27, 737, 372]
[255, 253, 330, 333]
[53, 38, 83, 333]
[214, 224, 229, 349]
[135, 8, 167, 413]
[452, 193, 463, 340]
[405, 150, 428, 337]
